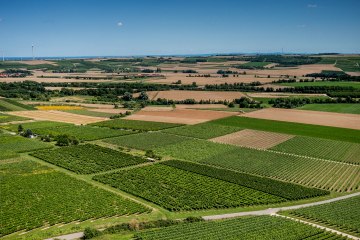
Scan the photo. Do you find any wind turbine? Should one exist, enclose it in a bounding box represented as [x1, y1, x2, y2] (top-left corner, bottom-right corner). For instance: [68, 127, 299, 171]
[32, 44, 35, 60]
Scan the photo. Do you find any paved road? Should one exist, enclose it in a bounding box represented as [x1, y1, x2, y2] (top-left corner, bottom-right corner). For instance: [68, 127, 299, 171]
[203, 192, 360, 220]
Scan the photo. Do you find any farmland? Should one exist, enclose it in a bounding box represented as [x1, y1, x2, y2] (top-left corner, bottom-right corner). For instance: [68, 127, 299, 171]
[271, 136, 360, 164]
[297, 103, 360, 114]
[163, 160, 328, 200]
[278, 81, 360, 89]
[93, 164, 285, 211]
[0, 113, 28, 123]
[0, 160, 149, 237]
[135, 215, 344, 240]
[31, 144, 148, 174]
[91, 119, 181, 131]
[63, 109, 116, 117]
[287, 196, 360, 236]
[155, 139, 360, 192]
[0, 98, 35, 111]
[0, 135, 52, 154]
[104, 132, 192, 150]
[211, 116, 360, 143]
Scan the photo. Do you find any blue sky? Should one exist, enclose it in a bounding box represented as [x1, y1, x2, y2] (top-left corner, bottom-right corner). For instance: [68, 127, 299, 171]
[0, 0, 359, 57]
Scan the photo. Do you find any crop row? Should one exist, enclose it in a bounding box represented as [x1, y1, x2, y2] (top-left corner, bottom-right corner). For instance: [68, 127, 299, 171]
[0, 113, 28, 123]
[163, 160, 329, 200]
[155, 139, 360, 192]
[91, 119, 181, 131]
[0, 135, 52, 156]
[0, 160, 149, 236]
[271, 136, 360, 164]
[288, 196, 360, 236]
[135, 215, 346, 240]
[93, 164, 284, 211]
[31, 144, 148, 174]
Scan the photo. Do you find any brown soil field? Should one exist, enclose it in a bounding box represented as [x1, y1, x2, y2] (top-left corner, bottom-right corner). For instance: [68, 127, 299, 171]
[147, 72, 276, 85]
[125, 109, 238, 125]
[87, 108, 128, 114]
[141, 90, 245, 101]
[243, 108, 360, 130]
[7, 110, 107, 125]
[246, 92, 327, 98]
[175, 104, 227, 109]
[238, 64, 342, 77]
[141, 106, 174, 111]
[346, 72, 360, 76]
[210, 129, 294, 149]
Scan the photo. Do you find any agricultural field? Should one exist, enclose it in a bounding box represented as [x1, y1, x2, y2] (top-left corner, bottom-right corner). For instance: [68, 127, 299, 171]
[0, 160, 149, 236]
[287, 196, 360, 236]
[155, 139, 360, 192]
[103, 132, 192, 151]
[163, 160, 328, 200]
[135, 215, 345, 240]
[211, 116, 360, 143]
[210, 129, 294, 149]
[36, 105, 84, 110]
[31, 144, 148, 174]
[0, 113, 28, 123]
[242, 108, 360, 130]
[0, 120, 70, 132]
[0, 98, 35, 111]
[237, 61, 273, 68]
[271, 136, 360, 164]
[278, 80, 360, 89]
[6, 110, 107, 124]
[91, 118, 182, 131]
[142, 90, 245, 101]
[163, 122, 243, 139]
[297, 103, 360, 114]
[63, 109, 116, 118]
[320, 56, 360, 72]
[93, 164, 285, 211]
[0, 135, 52, 154]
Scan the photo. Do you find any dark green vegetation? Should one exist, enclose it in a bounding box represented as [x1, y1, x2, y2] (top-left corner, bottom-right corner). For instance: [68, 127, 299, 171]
[320, 56, 360, 72]
[163, 160, 328, 200]
[242, 55, 321, 66]
[63, 109, 115, 118]
[135, 215, 345, 240]
[269, 96, 359, 109]
[288, 196, 360, 237]
[278, 81, 360, 89]
[93, 164, 284, 211]
[163, 122, 243, 139]
[31, 144, 148, 174]
[0, 160, 149, 236]
[1, 121, 134, 141]
[155, 139, 360, 192]
[272, 136, 360, 164]
[297, 103, 360, 114]
[211, 116, 360, 143]
[92, 119, 181, 131]
[104, 132, 191, 150]
[0, 113, 28, 123]
[0, 98, 35, 111]
[235, 61, 272, 69]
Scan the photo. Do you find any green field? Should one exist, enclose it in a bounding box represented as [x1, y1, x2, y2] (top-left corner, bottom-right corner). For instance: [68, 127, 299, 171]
[163, 122, 243, 139]
[103, 132, 192, 150]
[155, 139, 360, 192]
[63, 109, 115, 118]
[163, 160, 328, 200]
[135, 215, 344, 240]
[297, 103, 360, 114]
[320, 57, 360, 72]
[278, 81, 360, 89]
[0, 113, 28, 123]
[271, 136, 360, 164]
[0, 160, 149, 237]
[0, 135, 52, 154]
[93, 164, 285, 211]
[0, 98, 35, 111]
[0, 121, 135, 141]
[239, 62, 272, 68]
[211, 116, 360, 143]
[31, 144, 148, 174]
[287, 196, 360, 236]
[91, 119, 181, 131]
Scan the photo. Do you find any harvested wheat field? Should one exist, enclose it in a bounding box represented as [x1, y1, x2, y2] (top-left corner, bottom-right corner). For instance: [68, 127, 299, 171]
[243, 108, 360, 130]
[7, 110, 107, 125]
[36, 105, 84, 110]
[87, 108, 129, 114]
[211, 129, 294, 149]
[175, 104, 227, 109]
[142, 90, 245, 101]
[126, 109, 238, 124]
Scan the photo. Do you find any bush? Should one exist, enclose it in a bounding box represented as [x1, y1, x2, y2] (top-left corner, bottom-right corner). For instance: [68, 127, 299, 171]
[83, 227, 102, 239]
[55, 135, 79, 146]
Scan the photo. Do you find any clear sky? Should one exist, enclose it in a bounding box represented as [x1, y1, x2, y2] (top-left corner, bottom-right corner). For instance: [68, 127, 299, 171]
[0, 0, 359, 57]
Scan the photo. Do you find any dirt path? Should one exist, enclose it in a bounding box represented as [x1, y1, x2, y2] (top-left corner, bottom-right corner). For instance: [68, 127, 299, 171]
[204, 192, 360, 219]
[45, 232, 84, 240]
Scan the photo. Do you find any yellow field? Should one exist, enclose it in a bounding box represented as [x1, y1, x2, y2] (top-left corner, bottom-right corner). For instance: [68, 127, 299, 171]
[36, 105, 84, 110]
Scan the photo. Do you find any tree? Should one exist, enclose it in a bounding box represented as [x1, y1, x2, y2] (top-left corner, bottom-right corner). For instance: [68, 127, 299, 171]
[137, 91, 149, 101]
[122, 92, 133, 101]
[18, 124, 24, 133]
[23, 129, 33, 138]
